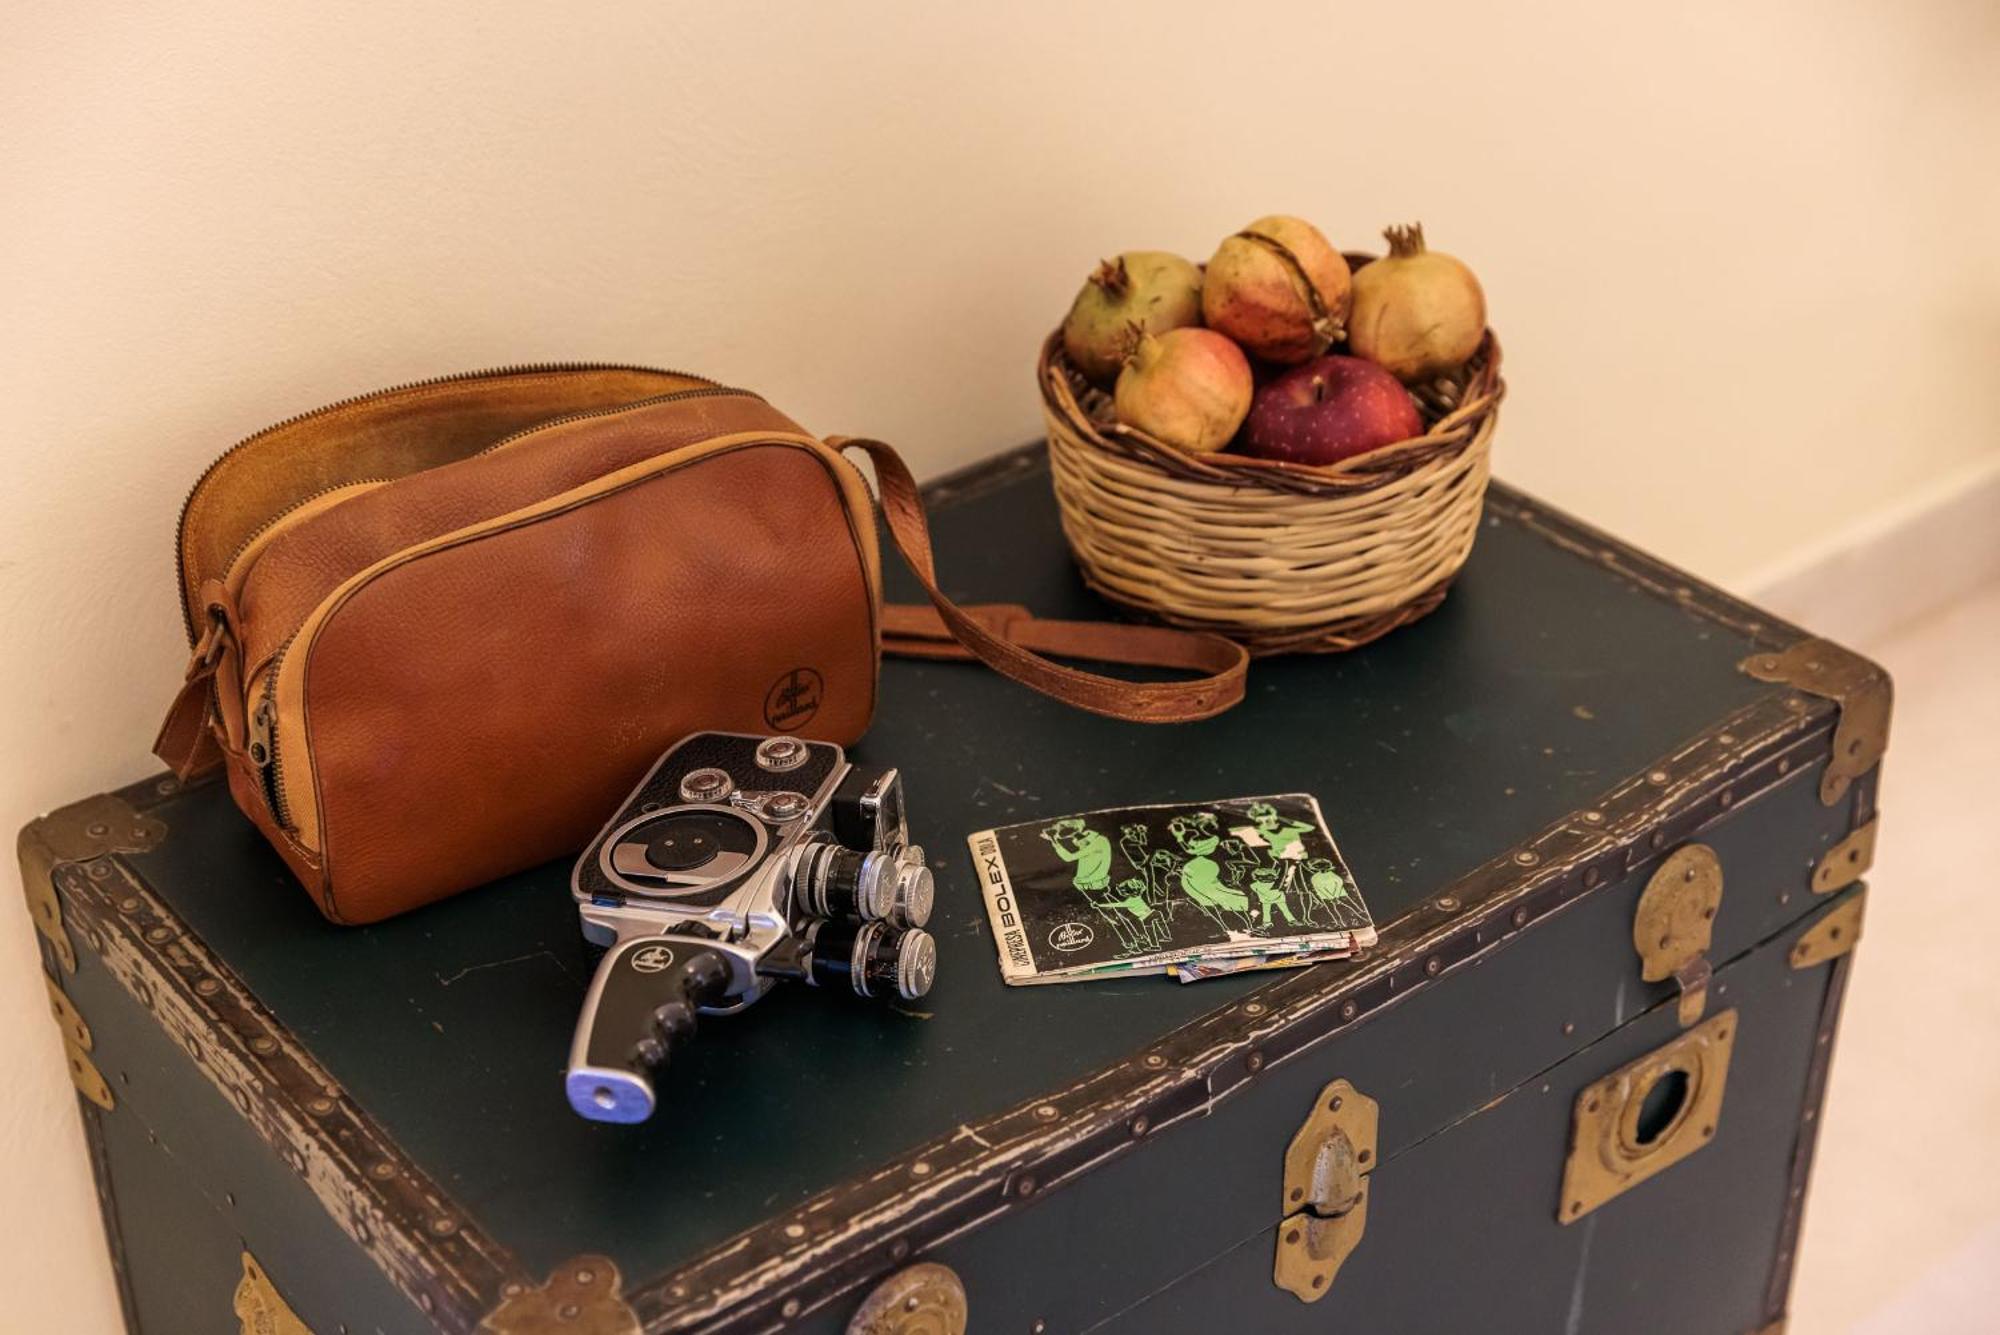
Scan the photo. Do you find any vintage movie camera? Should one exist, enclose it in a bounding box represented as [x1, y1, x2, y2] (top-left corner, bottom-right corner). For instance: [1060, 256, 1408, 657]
[566, 732, 936, 1123]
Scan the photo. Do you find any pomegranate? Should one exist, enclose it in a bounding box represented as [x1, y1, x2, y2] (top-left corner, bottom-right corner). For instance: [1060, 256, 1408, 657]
[1348, 223, 1486, 382]
[1060, 251, 1203, 388]
[1201, 216, 1351, 365]
[1114, 327, 1254, 455]
[1239, 355, 1423, 466]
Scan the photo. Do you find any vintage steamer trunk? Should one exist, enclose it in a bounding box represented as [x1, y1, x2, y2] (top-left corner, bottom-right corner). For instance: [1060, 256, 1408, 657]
[20, 445, 1887, 1334]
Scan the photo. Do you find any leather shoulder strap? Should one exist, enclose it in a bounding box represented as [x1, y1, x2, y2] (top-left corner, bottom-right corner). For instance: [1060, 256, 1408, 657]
[834, 438, 1248, 723]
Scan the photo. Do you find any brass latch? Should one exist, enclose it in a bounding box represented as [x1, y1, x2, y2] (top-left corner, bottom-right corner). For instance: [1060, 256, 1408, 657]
[1635, 844, 1723, 1027]
[1274, 1078, 1376, 1303]
[1561, 1009, 1736, 1222]
[846, 1262, 968, 1335]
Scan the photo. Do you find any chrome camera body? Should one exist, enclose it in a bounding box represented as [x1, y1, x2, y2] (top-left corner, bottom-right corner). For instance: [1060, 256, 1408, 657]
[565, 731, 935, 1123]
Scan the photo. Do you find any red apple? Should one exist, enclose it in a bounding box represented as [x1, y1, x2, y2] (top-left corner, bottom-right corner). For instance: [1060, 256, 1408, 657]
[1238, 355, 1423, 465]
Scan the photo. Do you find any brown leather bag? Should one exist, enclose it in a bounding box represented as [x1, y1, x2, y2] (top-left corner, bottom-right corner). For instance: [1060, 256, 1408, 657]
[156, 365, 1246, 923]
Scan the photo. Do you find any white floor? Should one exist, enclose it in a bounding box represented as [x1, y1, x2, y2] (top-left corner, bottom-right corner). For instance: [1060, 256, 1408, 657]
[1787, 582, 2000, 1334]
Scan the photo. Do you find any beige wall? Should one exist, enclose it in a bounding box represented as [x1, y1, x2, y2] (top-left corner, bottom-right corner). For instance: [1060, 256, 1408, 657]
[3, 3, 1995, 1329]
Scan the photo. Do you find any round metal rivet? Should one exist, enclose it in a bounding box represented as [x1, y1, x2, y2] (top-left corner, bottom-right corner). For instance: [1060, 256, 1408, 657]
[1034, 1103, 1059, 1121]
[1581, 810, 1604, 824]
[85, 822, 108, 838]
[911, 1160, 932, 1178]
[370, 1162, 395, 1180]
[1244, 1001, 1266, 1016]
[195, 978, 220, 996]
[308, 1097, 335, 1116]
[1424, 957, 1444, 977]
[429, 1217, 456, 1237]
[1016, 1174, 1037, 1197]
[1514, 850, 1539, 866]
[1130, 1116, 1149, 1138]
[1719, 790, 1735, 807]
[145, 926, 171, 944]
[251, 1036, 277, 1055]
[1584, 867, 1603, 888]
[784, 1222, 806, 1239]
[1648, 770, 1671, 785]
[1512, 907, 1531, 929]
[892, 1239, 911, 1262]
[88, 862, 112, 880]
[1143, 1053, 1167, 1069]
[1338, 1000, 1359, 1021]
[782, 1297, 801, 1319]
[1246, 1051, 1265, 1073]
[1435, 895, 1460, 912]
[118, 897, 140, 912]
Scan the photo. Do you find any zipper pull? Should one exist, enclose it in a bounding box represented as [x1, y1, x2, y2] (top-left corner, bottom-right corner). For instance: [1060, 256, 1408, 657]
[249, 699, 276, 768]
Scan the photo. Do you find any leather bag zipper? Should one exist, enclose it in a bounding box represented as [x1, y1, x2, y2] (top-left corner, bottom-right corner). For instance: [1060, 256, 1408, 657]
[174, 361, 716, 645]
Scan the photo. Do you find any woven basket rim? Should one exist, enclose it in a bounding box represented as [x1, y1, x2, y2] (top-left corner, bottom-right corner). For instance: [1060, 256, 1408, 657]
[1038, 322, 1504, 498]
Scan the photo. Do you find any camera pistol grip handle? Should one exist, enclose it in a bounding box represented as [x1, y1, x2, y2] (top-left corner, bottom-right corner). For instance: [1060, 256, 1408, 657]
[565, 936, 732, 1123]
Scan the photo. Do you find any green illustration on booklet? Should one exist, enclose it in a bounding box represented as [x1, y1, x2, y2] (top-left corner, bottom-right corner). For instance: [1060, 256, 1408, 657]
[969, 795, 1376, 985]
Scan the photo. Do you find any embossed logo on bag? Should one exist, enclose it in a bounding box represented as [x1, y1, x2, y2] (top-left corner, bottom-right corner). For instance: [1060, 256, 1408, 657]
[764, 667, 823, 731]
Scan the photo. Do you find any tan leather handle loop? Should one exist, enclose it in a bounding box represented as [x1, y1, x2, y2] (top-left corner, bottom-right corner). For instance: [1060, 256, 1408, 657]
[834, 437, 1248, 723]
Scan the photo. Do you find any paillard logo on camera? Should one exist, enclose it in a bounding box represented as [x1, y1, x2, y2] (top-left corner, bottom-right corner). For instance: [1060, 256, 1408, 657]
[1048, 922, 1094, 952]
[630, 945, 676, 974]
[764, 667, 824, 731]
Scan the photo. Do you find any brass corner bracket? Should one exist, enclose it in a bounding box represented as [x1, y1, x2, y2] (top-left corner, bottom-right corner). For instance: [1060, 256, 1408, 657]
[481, 1256, 639, 1335]
[17, 792, 166, 973]
[1275, 1078, 1376, 1303]
[1561, 1009, 1736, 1223]
[1635, 844, 1723, 1027]
[1812, 819, 1877, 896]
[43, 973, 111, 1110]
[1742, 639, 1892, 806]
[1791, 892, 1865, 970]
[235, 1252, 312, 1334]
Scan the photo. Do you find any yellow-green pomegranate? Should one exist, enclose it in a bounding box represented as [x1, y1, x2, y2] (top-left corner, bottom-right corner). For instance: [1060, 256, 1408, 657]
[1060, 251, 1203, 388]
[1201, 216, 1351, 366]
[1348, 223, 1486, 382]
[1114, 328, 1254, 454]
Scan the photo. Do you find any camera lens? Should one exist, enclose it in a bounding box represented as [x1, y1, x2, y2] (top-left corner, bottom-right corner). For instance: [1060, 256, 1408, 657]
[808, 920, 937, 1001]
[795, 844, 932, 928]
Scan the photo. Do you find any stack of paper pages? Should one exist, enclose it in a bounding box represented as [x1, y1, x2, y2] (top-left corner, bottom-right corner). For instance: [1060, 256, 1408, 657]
[968, 794, 1376, 986]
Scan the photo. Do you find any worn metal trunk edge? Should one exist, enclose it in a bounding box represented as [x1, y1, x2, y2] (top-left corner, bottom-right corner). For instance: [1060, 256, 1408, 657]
[17, 443, 1890, 1334]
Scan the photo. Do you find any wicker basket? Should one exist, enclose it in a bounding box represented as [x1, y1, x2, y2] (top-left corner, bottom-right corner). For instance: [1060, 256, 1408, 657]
[1038, 291, 1503, 656]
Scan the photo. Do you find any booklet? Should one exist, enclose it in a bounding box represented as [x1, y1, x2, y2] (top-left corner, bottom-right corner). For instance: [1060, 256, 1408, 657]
[967, 793, 1376, 985]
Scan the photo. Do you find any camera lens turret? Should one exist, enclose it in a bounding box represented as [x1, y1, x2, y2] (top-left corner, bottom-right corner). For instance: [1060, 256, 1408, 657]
[795, 843, 933, 929]
[807, 920, 937, 1001]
